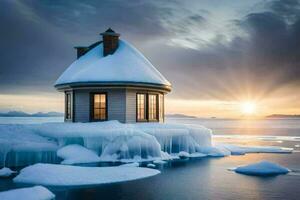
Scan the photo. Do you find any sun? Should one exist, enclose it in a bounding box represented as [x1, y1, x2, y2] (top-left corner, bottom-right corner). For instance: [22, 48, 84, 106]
[240, 102, 256, 115]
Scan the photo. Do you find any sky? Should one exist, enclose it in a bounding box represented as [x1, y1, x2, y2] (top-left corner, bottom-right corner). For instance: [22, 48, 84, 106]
[0, 0, 300, 118]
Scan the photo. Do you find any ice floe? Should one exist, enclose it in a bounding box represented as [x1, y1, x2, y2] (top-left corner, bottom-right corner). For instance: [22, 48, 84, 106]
[13, 163, 160, 186]
[0, 186, 55, 200]
[57, 144, 100, 165]
[219, 144, 293, 155]
[233, 161, 290, 176]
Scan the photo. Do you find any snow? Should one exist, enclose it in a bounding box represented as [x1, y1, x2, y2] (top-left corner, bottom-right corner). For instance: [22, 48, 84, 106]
[233, 161, 290, 176]
[13, 163, 160, 186]
[119, 162, 139, 167]
[0, 186, 55, 200]
[178, 151, 190, 158]
[153, 160, 167, 164]
[57, 144, 100, 164]
[55, 40, 171, 87]
[147, 163, 156, 168]
[0, 167, 16, 177]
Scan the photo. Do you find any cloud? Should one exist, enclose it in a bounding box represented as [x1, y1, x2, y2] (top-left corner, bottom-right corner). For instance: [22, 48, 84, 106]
[0, 0, 300, 107]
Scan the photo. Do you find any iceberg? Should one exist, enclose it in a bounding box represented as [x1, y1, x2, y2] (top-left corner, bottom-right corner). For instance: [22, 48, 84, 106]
[0, 121, 213, 166]
[13, 163, 160, 186]
[0, 186, 55, 200]
[57, 144, 100, 165]
[233, 161, 290, 176]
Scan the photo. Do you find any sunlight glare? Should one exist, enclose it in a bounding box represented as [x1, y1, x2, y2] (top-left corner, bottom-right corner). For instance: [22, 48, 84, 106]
[241, 102, 256, 115]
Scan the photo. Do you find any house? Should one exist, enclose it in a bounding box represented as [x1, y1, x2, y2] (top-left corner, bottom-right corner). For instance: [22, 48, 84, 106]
[54, 28, 171, 123]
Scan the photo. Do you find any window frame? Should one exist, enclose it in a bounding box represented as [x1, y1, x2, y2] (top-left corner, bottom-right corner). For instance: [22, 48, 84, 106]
[148, 93, 159, 122]
[136, 92, 162, 122]
[90, 92, 108, 122]
[136, 93, 148, 122]
[159, 94, 164, 122]
[65, 91, 73, 122]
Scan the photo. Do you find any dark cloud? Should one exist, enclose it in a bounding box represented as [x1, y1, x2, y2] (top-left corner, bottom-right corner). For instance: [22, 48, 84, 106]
[0, 0, 300, 103]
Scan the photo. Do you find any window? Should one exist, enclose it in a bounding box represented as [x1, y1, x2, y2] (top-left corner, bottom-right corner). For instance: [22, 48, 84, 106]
[92, 93, 107, 121]
[148, 94, 158, 121]
[159, 94, 164, 121]
[65, 92, 72, 120]
[136, 93, 163, 122]
[137, 94, 147, 121]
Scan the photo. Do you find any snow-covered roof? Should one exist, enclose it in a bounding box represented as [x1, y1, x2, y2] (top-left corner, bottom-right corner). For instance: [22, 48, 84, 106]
[55, 40, 171, 90]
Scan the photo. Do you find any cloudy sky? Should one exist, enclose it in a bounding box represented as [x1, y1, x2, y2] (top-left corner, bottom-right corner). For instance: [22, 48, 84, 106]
[0, 0, 300, 118]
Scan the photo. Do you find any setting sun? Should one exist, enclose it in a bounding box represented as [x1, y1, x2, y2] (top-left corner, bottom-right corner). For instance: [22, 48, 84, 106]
[240, 102, 256, 115]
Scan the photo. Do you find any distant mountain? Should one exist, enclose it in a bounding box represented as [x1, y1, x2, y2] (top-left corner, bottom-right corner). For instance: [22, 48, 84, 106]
[0, 111, 64, 117]
[266, 114, 300, 119]
[165, 114, 197, 118]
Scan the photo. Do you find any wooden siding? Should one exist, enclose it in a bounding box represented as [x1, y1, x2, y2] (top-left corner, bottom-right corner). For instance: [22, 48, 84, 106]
[73, 89, 126, 123]
[70, 88, 165, 123]
[73, 90, 90, 122]
[125, 89, 137, 123]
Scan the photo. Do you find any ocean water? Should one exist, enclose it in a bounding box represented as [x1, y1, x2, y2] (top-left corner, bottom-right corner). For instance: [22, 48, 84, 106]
[0, 117, 300, 200]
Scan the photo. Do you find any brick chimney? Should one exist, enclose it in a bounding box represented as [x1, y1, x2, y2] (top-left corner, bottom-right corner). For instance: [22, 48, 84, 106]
[100, 28, 120, 56]
[74, 46, 89, 59]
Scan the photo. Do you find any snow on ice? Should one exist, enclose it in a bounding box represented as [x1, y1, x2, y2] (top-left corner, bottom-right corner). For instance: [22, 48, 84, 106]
[0, 167, 16, 177]
[233, 161, 290, 176]
[57, 144, 100, 165]
[13, 163, 160, 186]
[0, 186, 55, 200]
[0, 121, 294, 167]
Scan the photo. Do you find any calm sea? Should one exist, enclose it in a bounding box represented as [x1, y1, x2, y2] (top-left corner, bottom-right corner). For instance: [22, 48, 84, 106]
[0, 117, 300, 200]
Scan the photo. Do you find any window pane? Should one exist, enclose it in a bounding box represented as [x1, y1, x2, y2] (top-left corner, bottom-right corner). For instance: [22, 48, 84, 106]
[137, 94, 146, 121]
[148, 94, 158, 120]
[93, 93, 107, 121]
[66, 93, 72, 120]
[159, 94, 164, 121]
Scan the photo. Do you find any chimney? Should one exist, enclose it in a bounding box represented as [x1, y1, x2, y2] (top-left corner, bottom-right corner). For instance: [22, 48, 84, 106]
[100, 28, 120, 56]
[74, 46, 89, 59]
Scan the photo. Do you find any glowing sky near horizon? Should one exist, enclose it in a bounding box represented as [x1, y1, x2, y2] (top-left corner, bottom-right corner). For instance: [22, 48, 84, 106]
[0, 0, 300, 118]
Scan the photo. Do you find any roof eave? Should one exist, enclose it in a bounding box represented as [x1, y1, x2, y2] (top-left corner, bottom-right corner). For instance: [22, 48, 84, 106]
[54, 81, 172, 93]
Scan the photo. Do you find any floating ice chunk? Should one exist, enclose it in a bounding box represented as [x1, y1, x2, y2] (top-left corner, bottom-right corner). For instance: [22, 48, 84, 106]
[147, 163, 156, 168]
[0, 186, 55, 200]
[189, 152, 207, 158]
[198, 146, 231, 157]
[119, 162, 139, 167]
[0, 167, 16, 177]
[219, 144, 293, 154]
[57, 144, 100, 165]
[14, 163, 160, 186]
[178, 151, 190, 158]
[233, 161, 290, 176]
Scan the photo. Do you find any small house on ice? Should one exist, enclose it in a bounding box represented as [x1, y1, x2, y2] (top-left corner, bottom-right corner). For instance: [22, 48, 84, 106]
[55, 28, 171, 123]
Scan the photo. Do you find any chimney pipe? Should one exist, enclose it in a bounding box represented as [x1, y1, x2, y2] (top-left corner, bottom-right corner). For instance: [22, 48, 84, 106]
[100, 28, 120, 56]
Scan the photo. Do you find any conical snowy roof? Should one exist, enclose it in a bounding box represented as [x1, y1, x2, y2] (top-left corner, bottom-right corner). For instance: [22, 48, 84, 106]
[55, 40, 171, 91]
